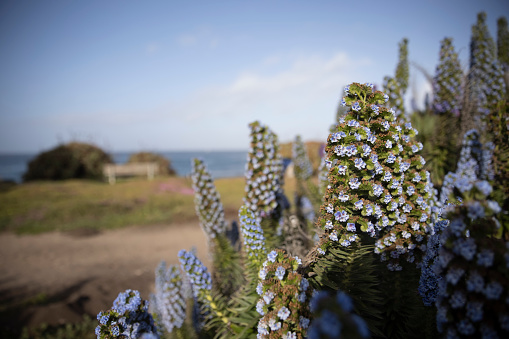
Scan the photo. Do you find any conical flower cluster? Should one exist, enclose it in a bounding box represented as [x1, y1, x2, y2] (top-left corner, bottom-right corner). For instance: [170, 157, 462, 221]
[469, 12, 506, 115]
[239, 205, 267, 268]
[191, 158, 226, 241]
[434, 180, 506, 337]
[307, 290, 370, 339]
[244, 121, 284, 218]
[439, 130, 494, 206]
[256, 249, 312, 339]
[432, 37, 464, 115]
[95, 289, 158, 339]
[383, 38, 409, 120]
[498, 17, 509, 72]
[292, 135, 313, 183]
[151, 262, 187, 334]
[178, 250, 213, 315]
[316, 82, 435, 270]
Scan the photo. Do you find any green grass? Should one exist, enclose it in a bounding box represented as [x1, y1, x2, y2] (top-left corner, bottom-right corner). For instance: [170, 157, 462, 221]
[0, 176, 247, 234]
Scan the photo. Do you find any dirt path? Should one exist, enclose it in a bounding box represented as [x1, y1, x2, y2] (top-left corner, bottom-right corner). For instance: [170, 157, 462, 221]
[0, 223, 210, 333]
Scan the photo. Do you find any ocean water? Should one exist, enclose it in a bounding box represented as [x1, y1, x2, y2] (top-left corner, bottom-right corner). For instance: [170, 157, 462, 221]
[0, 150, 248, 183]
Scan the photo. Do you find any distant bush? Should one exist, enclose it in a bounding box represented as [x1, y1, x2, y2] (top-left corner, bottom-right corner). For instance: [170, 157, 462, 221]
[23, 142, 113, 181]
[127, 152, 177, 176]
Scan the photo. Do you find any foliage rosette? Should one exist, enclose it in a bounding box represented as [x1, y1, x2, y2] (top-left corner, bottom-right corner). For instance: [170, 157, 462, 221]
[256, 249, 312, 338]
[315, 82, 434, 270]
[244, 121, 284, 218]
[469, 12, 507, 115]
[432, 37, 463, 115]
[191, 158, 227, 241]
[95, 289, 158, 339]
[307, 290, 370, 339]
[151, 262, 187, 334]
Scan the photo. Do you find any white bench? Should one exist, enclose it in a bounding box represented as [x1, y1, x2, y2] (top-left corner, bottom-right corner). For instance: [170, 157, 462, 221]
[103, 162, 159, 184]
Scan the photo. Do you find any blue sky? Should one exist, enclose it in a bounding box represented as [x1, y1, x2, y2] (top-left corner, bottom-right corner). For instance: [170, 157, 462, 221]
[0, 0, 507, 153]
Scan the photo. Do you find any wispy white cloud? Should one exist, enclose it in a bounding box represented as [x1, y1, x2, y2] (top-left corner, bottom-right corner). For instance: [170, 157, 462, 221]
[145, 42, 160, 55]
[176, 28, 219, 49]
[7, 51, 373, 152]
[177, 34, 197, 47]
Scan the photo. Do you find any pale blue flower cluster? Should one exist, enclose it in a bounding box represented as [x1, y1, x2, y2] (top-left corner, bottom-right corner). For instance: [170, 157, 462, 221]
[191, 158, 226, 241]
[178, 250, 212, 304]
[244, 121, 284, 218]
[257, 250, 312, 339]
[432, 37, 463, 115]
[469, 12, 507, 115]
[239, 206, 267, 264]
[96, 289, 158, 339]
[292, 135, 313, 182]
[151, 262, 186, 334]
[317, 83, 435, 269]
[307, 290, 370, 339]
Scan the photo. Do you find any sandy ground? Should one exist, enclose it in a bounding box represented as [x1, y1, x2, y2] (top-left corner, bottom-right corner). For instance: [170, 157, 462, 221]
[0, 223, 211, 335]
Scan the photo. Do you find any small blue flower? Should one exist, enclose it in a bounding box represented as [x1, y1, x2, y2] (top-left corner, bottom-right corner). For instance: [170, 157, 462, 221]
[349, 177, 361, 189]
[346, 222, 356, 232]
[277, 306, 291, 320]
[335, 210, 349, 222]
[329, 231, 338, 241]
[352, 102, 361, 111]
[267, 250, 278, 263]
[275, 266, 286, 280]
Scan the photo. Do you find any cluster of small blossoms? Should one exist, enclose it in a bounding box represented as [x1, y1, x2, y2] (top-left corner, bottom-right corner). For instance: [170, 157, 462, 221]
[432, 37, 464, 116]
[315, 82, 434, 270]
[307, 290, 370, 339]
[439, 129, 494, 207]
[191, 158, 226, 240]
[96, 289, 158, 339]
[178, 250, 213, 316]
[469, 12, 507, 116]
[383, 38, 409, 120]
[244, 121, 284, 218]
[418, 219, 449, 306]
[498, 17, 509, 72]
[434, 177, 507, 337]
[292, 135, 313, 183]
[151, 262, 187, 334]
[239, 205, 267, 267]
[256, 249, 312, 339]
[318, 155, 330, 197]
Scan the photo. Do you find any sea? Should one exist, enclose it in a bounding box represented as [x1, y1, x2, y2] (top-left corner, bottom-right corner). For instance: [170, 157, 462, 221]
[0, 151, 249, 183]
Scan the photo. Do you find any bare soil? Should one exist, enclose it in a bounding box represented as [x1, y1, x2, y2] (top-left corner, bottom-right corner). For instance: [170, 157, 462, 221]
[0, 223, 211, 335]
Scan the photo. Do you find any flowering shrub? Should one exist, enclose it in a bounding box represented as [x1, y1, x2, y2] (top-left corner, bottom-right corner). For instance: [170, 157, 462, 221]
[96, 12, 509, 339]
[313, 82, 434, 270]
